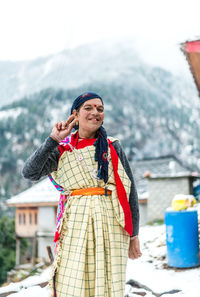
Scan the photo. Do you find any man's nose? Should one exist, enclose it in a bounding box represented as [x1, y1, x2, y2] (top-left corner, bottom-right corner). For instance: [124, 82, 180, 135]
[91, 107, 98, 114]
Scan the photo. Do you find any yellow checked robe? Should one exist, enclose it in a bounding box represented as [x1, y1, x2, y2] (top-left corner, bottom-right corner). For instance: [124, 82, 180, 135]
[49, 141, 131, 297]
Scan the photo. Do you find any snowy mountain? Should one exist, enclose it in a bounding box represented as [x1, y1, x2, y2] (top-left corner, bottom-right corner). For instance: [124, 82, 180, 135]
[0, 39, 197, 106]
[0, 40, 200, 200]
[0, 40, 144, 106]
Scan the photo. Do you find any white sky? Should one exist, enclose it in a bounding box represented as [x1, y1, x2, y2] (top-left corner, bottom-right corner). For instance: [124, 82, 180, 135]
[0, 0, 200, 74]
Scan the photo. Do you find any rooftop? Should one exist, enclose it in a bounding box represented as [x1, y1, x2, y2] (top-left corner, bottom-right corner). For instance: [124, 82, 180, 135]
[181, 39, 200, 97]
[132, 155, 195, 194]
[7, 178, 59, 206]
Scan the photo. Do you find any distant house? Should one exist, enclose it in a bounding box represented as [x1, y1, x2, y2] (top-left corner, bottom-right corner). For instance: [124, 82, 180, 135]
[132, 155, 200, 225]
[7, 178, 59, 265]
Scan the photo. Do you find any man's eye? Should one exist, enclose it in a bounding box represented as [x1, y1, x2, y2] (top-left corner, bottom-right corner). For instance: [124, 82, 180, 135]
[97, 108, 104, 113]
[85, 107, 92, 110]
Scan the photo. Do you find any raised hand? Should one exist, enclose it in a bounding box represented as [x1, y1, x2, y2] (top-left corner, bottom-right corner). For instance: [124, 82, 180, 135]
[50, 115, 76, 143]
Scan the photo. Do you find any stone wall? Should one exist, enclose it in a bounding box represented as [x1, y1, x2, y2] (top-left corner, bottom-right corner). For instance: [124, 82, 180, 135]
[147, 177, 191, 222]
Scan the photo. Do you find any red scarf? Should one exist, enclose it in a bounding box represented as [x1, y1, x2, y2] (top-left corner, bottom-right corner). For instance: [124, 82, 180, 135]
[57, 133, 133, 236]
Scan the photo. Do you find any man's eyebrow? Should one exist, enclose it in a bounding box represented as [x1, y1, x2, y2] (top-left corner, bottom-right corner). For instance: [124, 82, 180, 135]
[84, 104, 104, 107]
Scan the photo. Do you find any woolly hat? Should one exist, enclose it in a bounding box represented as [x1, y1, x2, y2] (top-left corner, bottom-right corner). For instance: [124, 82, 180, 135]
[70, 92, 103, 114]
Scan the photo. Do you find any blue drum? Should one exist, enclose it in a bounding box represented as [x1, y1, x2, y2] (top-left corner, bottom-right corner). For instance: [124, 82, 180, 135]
[165, 209, 200, 268]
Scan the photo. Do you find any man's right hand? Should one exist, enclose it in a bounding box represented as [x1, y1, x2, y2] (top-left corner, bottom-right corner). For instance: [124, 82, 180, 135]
[50, 115, 76, 143]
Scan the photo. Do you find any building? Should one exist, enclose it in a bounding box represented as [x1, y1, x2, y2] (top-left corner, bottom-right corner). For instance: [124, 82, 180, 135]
[7, 178, 59, 265]
[181, 39, 200, 97]
[132, 155, 200, 224]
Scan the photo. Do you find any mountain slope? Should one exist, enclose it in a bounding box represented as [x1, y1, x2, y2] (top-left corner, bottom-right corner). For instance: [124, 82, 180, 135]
[0, 39, 196, 107]
[0, 39, 200, 201]
[0, 70, 200, 201]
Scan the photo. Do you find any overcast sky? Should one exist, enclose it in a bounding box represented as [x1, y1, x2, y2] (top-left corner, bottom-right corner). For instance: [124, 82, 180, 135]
[0, 0, 200, 74]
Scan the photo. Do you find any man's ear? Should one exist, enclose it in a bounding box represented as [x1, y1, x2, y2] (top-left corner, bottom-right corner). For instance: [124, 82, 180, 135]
[72, 110, 78, 118]
[72, 109, 79, 127]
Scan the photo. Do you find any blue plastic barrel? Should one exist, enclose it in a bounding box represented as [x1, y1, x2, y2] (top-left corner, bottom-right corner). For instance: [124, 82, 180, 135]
[165, 209, 200, 268]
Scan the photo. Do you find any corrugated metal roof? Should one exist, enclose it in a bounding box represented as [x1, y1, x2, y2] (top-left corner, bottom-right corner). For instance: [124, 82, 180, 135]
[132, 155, 193, 194]
[7, 178, 59, 206]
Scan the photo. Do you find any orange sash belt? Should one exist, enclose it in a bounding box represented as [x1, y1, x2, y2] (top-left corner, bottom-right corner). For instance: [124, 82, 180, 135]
[71, 187, 112, 196]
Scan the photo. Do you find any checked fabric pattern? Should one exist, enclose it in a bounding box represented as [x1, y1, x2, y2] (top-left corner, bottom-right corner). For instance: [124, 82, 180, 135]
[49, 143, 131, 297]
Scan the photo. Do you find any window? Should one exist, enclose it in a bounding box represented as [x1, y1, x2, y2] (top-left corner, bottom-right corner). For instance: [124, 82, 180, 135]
[29, 213, 32, 224]
[19, 214, 22, 225]
[35, 213, 37, 225]
[23, 213, 26, 224]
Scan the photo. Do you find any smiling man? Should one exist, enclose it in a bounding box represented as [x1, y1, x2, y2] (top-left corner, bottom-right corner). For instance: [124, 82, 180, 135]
[22, 92, 141, 297]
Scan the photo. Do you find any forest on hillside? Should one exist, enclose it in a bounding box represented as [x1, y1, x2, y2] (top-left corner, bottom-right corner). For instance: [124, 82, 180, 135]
[0, 74, 200, 203]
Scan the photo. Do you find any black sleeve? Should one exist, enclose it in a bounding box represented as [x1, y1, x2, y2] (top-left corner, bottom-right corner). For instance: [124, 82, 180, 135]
[112, 141, 140, 236]
[22, 136, 60, 181]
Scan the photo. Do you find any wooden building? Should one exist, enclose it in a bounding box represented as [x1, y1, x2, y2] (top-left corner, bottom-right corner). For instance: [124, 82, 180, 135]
[7, 178, 59, 265]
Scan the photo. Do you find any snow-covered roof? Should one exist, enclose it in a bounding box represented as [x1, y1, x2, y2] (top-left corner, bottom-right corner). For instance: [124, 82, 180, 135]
[7, 178, 59, 206]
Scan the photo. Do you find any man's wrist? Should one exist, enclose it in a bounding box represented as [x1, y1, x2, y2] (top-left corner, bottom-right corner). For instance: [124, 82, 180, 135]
[130, 235, 138, 241]
[50, 133, 63, 144]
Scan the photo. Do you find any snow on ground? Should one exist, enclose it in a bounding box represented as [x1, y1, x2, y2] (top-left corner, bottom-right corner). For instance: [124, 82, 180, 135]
[1, 224, 200, 297]
[8, 285, 50, 297]
[0, 266, 51, 295]
[126, 225, 200, 297]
